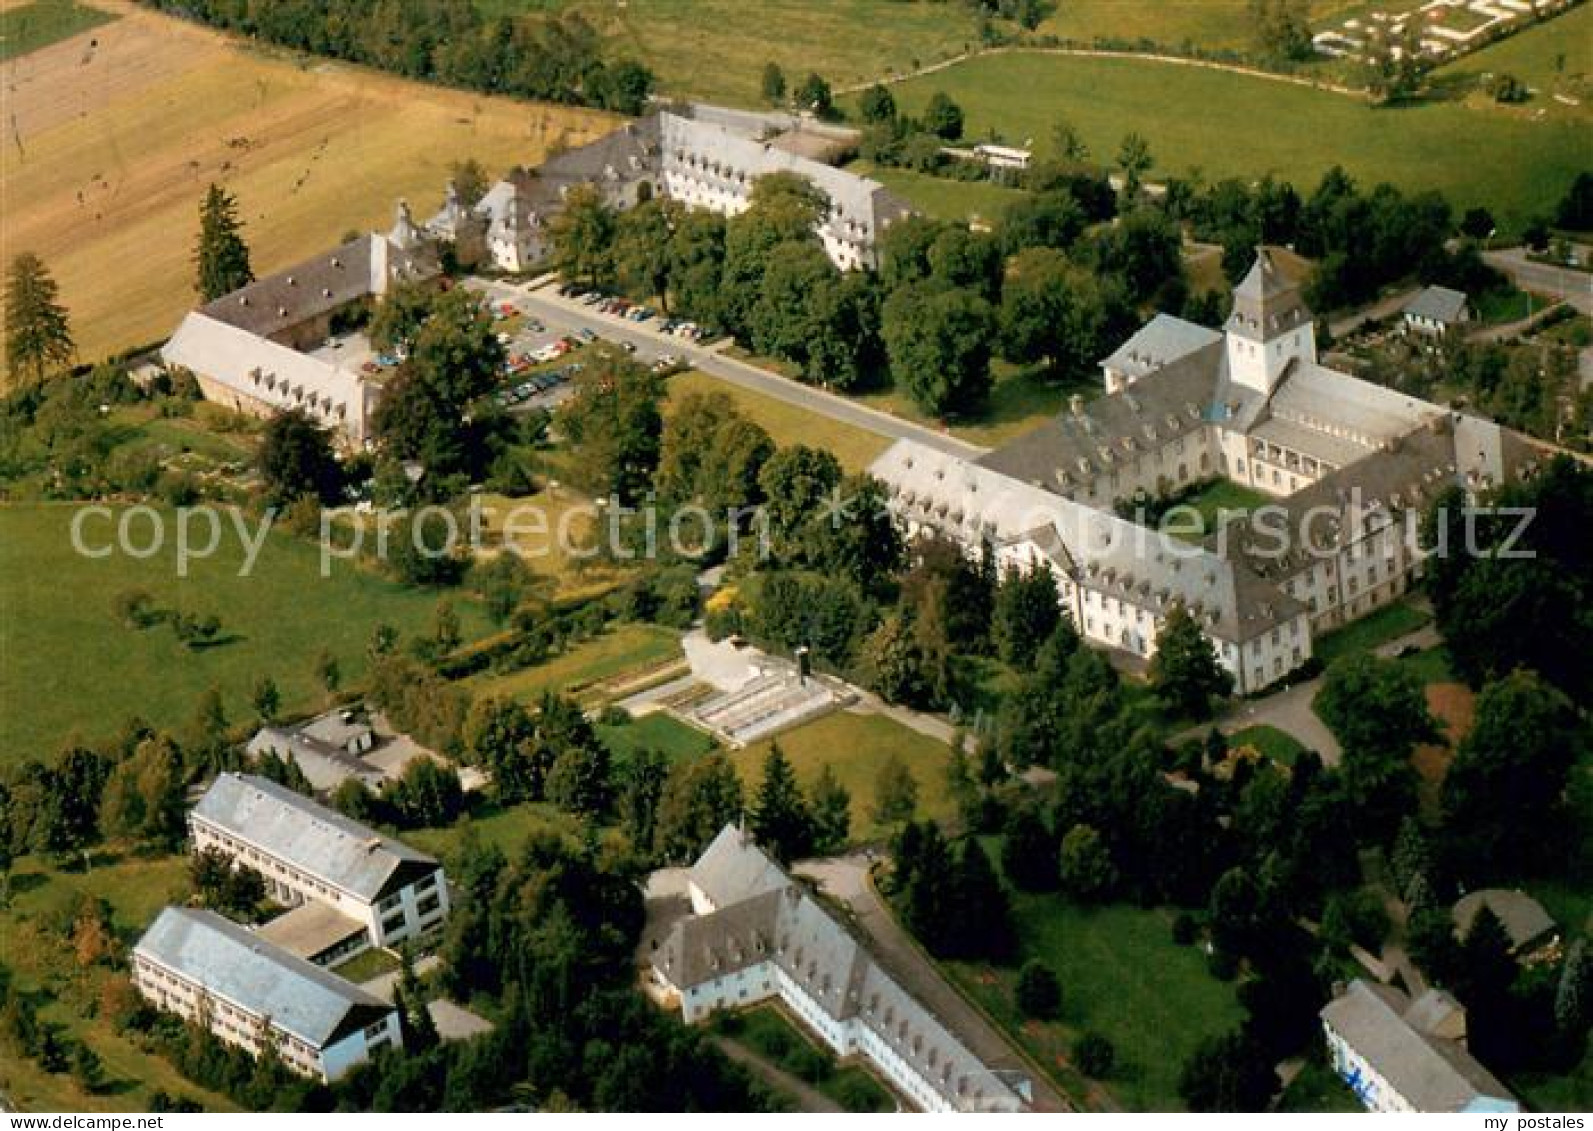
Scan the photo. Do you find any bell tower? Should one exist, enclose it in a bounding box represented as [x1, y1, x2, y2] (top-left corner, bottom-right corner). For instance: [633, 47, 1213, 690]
[1225, 248, 1316, 396]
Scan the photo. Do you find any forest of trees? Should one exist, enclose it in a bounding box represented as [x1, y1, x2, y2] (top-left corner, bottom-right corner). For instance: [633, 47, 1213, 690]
[144, 0, 655, 115]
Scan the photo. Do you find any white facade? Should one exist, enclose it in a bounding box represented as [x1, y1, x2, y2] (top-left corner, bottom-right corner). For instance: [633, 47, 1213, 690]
[132, 951, 400, 1082]
[190, 814, 448, 952]
[131, 909, 402, 1084]
[657, 827, 1025, 1113]
[1320, 981, 1520, 1114]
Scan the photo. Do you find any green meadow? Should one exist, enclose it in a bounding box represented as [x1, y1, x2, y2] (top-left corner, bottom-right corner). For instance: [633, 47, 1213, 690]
[881, 52, 1586, 230]
[0, 503, 490, 761]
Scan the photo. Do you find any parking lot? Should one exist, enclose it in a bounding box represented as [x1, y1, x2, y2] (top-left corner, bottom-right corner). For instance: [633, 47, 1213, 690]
[465, 278, 696, 414]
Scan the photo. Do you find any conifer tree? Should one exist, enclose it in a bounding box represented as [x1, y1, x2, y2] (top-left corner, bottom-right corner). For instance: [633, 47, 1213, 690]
[5, 252, 74, 385]
[194, 184, 254, 302]
[750, 742, 813, 863]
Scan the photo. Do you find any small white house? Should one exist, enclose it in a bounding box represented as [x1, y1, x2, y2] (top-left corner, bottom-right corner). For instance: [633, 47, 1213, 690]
[1402, 285, 1472, 337]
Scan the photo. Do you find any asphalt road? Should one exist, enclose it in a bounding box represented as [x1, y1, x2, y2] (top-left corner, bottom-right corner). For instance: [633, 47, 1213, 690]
[795, 855, 1073, 1112]
[488, 280, 988, 461]
[1484, 247, 1593, 314]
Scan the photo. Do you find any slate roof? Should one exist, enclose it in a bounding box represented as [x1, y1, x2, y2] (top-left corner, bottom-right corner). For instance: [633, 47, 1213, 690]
[657, 111, 912, 236]
[1100, 312, 1222, 384]
[198, 234, 434, 340]
[978, 341, 1225, 492]
[874, 437, 1303, 640]
[135, 907, 392, 1049]
[1266, 363, 1440, 451]
[1228, 246, 1313, 342]
[1404, 285, 1470, 324]
[1322, 980, 1518, 1113]
[1453, 890, 1557, 954]
[161, 311, 371, 435]
[245, 727, 386, 795]
[191, 773, 438, 902]
[658, 825, 1025, 1113]
[689, 824, 792, 909]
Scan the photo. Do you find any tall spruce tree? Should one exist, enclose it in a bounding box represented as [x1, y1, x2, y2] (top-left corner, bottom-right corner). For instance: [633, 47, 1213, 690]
[5, 252, 74, 385]
[750, 742, 813, 863]
[194, 184, 254, 302]
[808, 763, 851, 855]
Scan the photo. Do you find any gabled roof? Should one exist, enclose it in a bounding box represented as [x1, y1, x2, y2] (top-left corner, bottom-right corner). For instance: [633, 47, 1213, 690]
[135, 907, 392, 1049]
[689, 823, 790, 908]
[660, 825, 1025, 1113]
[198, 234, 434, 339]
[1100, 313, 1221, 382]
[1322, 979, 1518, 1113]
[1404, 285, 1470, 323]
[245, 727, 387, 794]
[1453, 889, 1557, 954]
[875, 436, 1297, 640]
[160, 311, 369, 434]
[979, 341, 1224, 491]
[191, 773, 438, 902]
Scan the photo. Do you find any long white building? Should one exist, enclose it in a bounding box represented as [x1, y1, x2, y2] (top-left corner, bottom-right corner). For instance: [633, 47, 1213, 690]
[190, 773, 448, 966]
[132, 907, 401, 1083]
[161, 205, 438, 443]
[652, 825, 1027, 1113]
[430, 109, 913, 274]
[1320, 979, 1519, 1113]
[871, 249, 1542, 693]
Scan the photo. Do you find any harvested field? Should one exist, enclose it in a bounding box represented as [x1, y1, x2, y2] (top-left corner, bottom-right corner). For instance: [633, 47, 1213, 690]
[1, 1, 615, 378]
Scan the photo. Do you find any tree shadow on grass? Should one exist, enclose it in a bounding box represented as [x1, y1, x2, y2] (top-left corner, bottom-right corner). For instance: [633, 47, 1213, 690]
[184, 633, 245, 652]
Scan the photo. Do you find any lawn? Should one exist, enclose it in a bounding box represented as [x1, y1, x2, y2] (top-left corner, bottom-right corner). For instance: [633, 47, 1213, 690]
[467, 622, 684, 706]
[848, 160, 1028, 225]
[597, 711, 716, 766]
[1034, 0, 1255, 51]
[854, 363, 1076, 449]
[881, 52, 1587, 231]
[664, 369, 891, 474]
[1473, 285, 1545, 325]
[478, 0, 983, 106]
[948, 896, 1244, 1112]
[471, 489, 642, 599]
[0, 851, 238, 1112]
[1395, 643, 1456, 686]
[1436, 2, 1593, 118]
[402, 800, 582, 863]
[1311, 598, 1431, 666]
[1515, 1048, 1593, 1114]
[0, 0, 115, 61]
[730, 709, 954, 844]
[2, 3, 614, 379]
[1227, 724, 1308, 766]
[328, 947, 401, 985]
[723, 1004, 896, 1112]
[0, 503, 492, 761]
[1177, 478, 1272, 537]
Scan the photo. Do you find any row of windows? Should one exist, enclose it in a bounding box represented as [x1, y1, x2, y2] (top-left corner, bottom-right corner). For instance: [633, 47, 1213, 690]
[196, 826, 341, 904]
